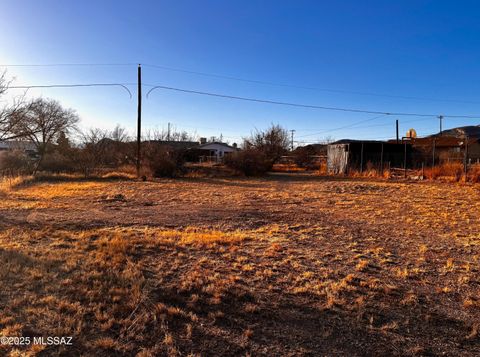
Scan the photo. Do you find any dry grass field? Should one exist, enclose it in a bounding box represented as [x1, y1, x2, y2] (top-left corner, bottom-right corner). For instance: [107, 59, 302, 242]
[0, 174, 479, 356]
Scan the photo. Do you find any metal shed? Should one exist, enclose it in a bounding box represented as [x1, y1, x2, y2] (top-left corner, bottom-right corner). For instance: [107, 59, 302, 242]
[327, 140, 412, 174]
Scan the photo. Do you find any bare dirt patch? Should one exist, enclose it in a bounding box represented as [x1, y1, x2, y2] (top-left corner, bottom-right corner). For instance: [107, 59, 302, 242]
[0, 174, 479, 356]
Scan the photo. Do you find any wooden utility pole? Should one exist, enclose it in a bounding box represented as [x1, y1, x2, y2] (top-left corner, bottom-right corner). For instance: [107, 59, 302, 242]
[396, 119, 399, 144]
[290, 129, 295, 151]
[438, 115, 443, 135]
[136, 64, 142, 178]
[167, 122, 171, 141]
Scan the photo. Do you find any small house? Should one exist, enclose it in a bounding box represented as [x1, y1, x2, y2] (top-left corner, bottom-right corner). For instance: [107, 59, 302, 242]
[192, 142, 238, 162]
[408, 125, 480, 164]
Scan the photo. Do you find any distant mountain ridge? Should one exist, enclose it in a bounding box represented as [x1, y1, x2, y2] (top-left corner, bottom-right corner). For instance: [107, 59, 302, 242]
[428, 125, 480, 138]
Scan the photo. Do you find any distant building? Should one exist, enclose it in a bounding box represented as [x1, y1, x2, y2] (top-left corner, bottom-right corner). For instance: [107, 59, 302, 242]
[292, 143, 327, 156]
[0, 141, 38, 157]
[142, 138, 239, 163]
[187, 142, 238, 162]
[327, 140, 411, 174]
[406, 125, 480, 164]
[143, 140, 200, 151]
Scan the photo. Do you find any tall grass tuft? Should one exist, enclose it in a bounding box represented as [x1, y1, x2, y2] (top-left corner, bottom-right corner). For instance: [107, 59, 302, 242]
[425, 162, 463, 181]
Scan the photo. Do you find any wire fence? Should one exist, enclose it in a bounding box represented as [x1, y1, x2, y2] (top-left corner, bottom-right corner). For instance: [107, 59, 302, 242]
[324, 136, 480, 179]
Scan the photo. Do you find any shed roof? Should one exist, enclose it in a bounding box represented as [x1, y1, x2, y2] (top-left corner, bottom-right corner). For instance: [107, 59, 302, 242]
[330, 139, 391, 145]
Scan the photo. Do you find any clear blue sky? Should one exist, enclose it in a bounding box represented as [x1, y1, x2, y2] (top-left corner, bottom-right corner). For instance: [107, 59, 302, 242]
[1, 0, 480, 144]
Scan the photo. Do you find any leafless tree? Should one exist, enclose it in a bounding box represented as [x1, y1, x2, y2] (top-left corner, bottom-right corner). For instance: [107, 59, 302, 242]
[106, 125, 135, 166]
[145, 126, 196, 142]
[243, 124, 290, 162]
[0, 72, 27, 141]
[110, 124, 130, 142]
[76, 128, 110, 177]
[320, 136, 335, 144]
[12, 98, 79, 172]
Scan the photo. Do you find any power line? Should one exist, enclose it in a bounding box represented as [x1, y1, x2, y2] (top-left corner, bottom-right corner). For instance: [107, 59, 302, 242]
[142, 63, 480, 105]
[3, 78, 479, 140]
[145, 84, 480, 119]
[3, 62, 480, 105]
[295, 115, 444, 138]
[9, 83, 134, 98]
[0, 63, 136, 67]
[296, 114, 388, 138]
[295, 116, 435, 132]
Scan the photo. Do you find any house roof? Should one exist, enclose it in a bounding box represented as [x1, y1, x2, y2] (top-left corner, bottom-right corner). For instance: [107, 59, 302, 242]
[330, 139, 390, 145]
[140, 140, 238, 151]
[196, 142, 238, 150]
[293, 144, 327, 154]
[0, 141, 37, 151]
[409, 136, 476, 148]
[143, 140, 200, 150]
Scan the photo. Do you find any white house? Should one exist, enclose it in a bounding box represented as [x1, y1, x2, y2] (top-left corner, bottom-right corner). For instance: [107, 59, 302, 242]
[196, 142, 238, 161]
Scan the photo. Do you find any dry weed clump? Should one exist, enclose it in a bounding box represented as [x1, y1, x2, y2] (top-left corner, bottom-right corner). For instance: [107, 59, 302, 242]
[338, 167, 391, 179]
[101, 171, 137, 180]
[155, 227, 250, 246]
[317, 161, 328, 175]
[467, 163, 480, 183]
[271, 163, 306, 173]
[425, 162, 464, 181]
[0, 175, 33, 193]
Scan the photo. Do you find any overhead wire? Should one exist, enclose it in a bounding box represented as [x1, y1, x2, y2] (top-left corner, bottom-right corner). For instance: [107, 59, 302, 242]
[1, 62, 479, 139]
[145, 84, 480, 119]
[142, 63, 480, 105]
[0, 63, 136, 67]
[9, 83, 134, 98]
[3, 62, 479, 105]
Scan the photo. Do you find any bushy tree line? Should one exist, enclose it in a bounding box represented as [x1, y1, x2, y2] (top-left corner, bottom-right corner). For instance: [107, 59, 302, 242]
[224, 124, 290, 176]
[1, 73, 292, 178]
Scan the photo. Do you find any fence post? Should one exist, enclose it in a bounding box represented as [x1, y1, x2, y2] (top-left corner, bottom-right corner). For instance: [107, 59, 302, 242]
[464, 136, 469, 178]
[432, 138, 436, 168]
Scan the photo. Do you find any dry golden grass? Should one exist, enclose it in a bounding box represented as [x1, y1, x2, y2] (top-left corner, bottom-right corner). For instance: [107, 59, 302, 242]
[271, 163, 307, 172]
[0, 174, 479, 355]
[425, 162, 464, 181]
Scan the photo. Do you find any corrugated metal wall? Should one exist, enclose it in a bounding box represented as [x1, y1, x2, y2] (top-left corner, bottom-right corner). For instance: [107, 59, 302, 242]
[327, 144, 349, 174]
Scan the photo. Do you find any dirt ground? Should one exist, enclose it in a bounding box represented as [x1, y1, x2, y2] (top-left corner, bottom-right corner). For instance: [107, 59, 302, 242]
[0, 174, 479, 356]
